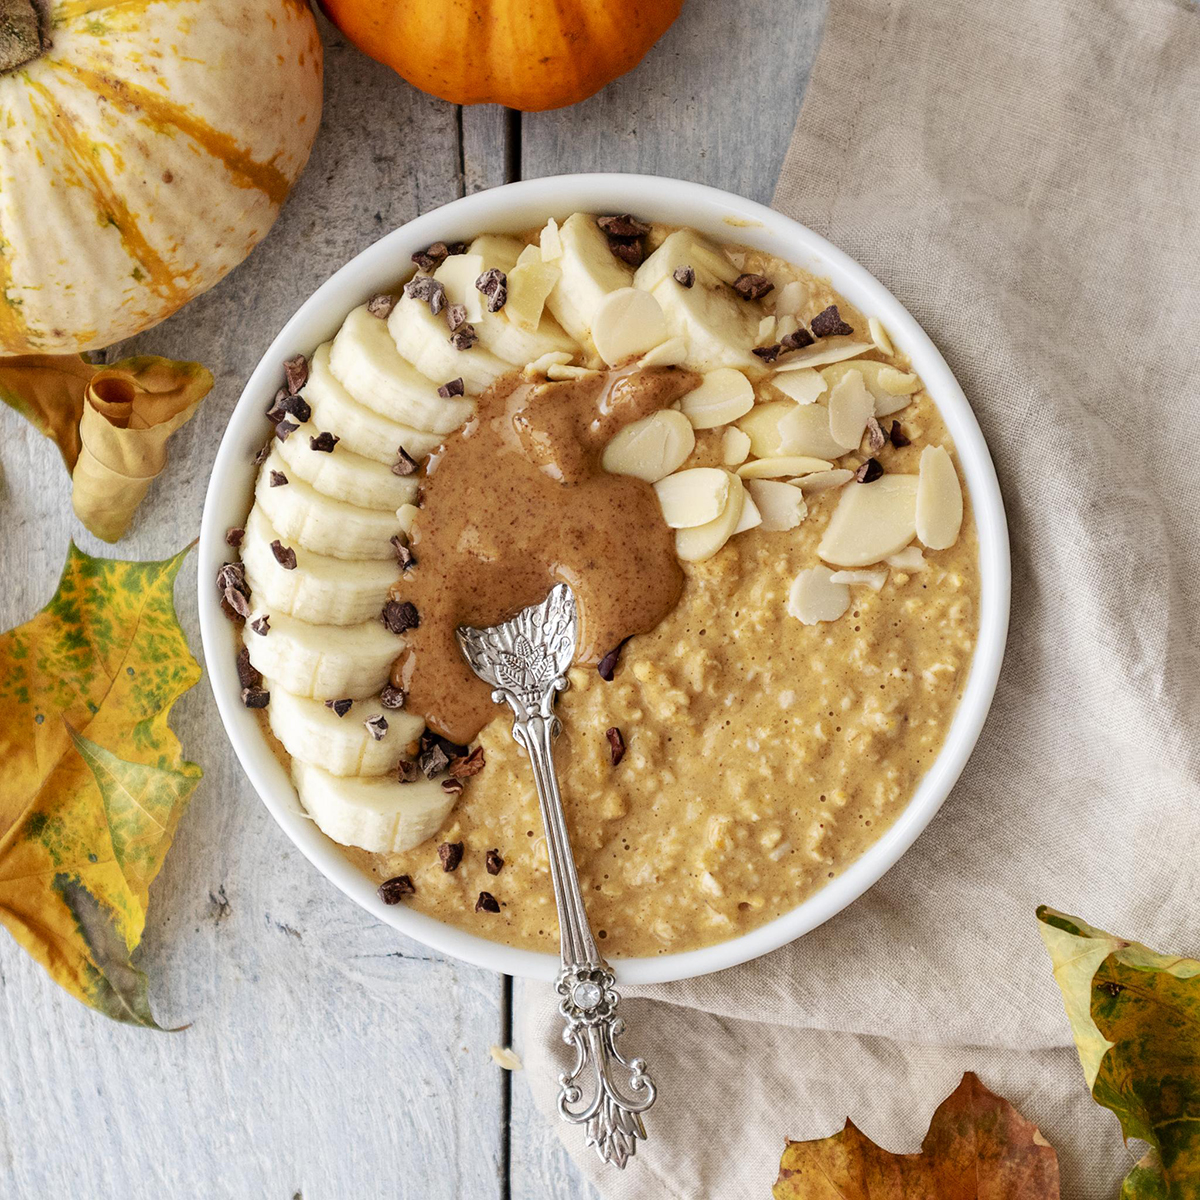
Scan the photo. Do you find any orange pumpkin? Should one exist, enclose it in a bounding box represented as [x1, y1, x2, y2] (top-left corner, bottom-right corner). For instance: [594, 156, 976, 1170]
[320, 0, 684, 112]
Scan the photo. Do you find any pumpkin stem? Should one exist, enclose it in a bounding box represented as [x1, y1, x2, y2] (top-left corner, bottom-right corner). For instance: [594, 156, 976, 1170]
[0, 0, 45, 74]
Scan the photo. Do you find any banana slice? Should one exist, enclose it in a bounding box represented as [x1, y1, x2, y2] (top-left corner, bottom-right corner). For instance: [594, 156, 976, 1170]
[679, 368, 755, 429]
[256, 449, 398, 561]
[818, 474, 919, 567]
[438, 241, 579, 366]
[915, 445, 963, 549]
[636, 232, 762, 374]
[745, 479, 807, 531]
[601, 409, 695, 482]
[266, 683, 423, 777]
[827, 369, 875, 451]
[241, 507, 396, 627]
[654, 467, 731, 528]
[243, 610, 399, 700]
[304, 343, 444, 465]
[292, 759, 457, 855]
[675, 472, 745, 563]
[591, 288, 669, 366]
[544, 213, 635, 350]
[388, 295, 510, 394]
[275, 426, 418, 511]
[634, 230, 737, 291]
[329, 306, 475, 434]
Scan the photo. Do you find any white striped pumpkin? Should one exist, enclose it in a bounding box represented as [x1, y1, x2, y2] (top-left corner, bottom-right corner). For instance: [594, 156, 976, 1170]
[0, 0, 322, 354]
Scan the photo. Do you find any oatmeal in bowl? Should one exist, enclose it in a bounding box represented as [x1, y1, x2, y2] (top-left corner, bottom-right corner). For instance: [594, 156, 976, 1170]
[201, 176, 1007, 983]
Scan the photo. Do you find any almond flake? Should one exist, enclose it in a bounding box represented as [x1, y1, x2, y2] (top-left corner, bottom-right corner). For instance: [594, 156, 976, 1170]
[869, 316, 895, 357]
[915, 445, 963, 550]
[592, 288, 668, 366]
[489, 1045, 523, 1071]
[540, 217, 563, 261]
[775, 338, 874, 370]
[794, 468, 855, 494]
[524, 350, 573, 378]
[817, 474, 918, 567]
[675, 474, 745, 563]
[773, 279, 808, 316]
[886, 546, 926, 570]
[733, 489, 763, 534]
[546, 364, 598, 381]
[737, 455, 832, 479]
[637, 336, 689, 368]
[721, 426, 752, 466]
[602, 410, 694, 482]
[828, 369, 875, 451]
[679, 368, 755, 429]
[829, 568, 889, 591]
[746, 479, 807, 531]
[654, 467, 731, 528]
[397, 502, 420, 536]
[769, 366, 826, 405]
[787, 567, 851, 625]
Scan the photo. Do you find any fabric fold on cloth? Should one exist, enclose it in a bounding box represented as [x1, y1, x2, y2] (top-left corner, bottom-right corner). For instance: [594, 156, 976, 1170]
[520, 0, 1200, 1195]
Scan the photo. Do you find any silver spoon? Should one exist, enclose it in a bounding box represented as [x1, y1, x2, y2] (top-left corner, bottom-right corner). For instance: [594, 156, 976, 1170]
[457, 583, 657, 1168]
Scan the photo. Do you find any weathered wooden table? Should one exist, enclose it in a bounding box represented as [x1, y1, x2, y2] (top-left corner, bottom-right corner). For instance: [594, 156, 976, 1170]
[0, 3, 825, 1194]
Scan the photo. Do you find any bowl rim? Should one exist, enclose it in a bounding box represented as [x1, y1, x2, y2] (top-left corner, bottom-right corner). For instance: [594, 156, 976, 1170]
[198, 172, 1011, 986]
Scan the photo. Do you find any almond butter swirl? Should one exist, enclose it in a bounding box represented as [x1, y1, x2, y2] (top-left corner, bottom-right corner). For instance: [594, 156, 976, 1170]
[389, 364, 699, 744]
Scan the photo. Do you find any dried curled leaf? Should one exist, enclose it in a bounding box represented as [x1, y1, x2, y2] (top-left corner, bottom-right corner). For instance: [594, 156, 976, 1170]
[0, 544, 202, 1026]
[0, 353, 212, 542]
[1038, 907, 1200, 1199]
[774, 1072, 1060, 1199]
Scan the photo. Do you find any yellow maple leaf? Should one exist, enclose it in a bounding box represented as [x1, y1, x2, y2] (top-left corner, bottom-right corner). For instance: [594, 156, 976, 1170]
[0, 543, 201, 1026]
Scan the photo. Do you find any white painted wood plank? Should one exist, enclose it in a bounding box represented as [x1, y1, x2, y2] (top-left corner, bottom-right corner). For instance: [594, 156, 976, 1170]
[0, 16, 506, 1199]
[521, 0, 828, 206]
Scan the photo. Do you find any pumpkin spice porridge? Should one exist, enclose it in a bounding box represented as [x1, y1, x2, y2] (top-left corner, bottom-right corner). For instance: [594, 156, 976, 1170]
[218, 213, 978, 958]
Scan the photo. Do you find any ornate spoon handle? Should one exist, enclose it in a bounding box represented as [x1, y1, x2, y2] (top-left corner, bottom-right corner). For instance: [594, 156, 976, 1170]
[456, 584, 657, 1168]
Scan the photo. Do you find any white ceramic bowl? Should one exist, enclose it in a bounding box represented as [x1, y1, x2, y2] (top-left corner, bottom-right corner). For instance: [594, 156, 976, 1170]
[199, 173, 1010, 985]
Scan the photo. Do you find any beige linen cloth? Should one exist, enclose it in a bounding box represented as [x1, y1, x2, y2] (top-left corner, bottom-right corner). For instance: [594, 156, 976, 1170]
[518, 0, 1200, 1195]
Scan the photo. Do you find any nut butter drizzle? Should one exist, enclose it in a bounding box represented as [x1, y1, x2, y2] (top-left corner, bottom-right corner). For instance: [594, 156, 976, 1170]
[390, 364, 700, 745]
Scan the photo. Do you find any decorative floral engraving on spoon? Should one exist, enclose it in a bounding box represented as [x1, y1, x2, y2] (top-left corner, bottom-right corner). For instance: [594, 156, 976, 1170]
[456, 584, 657, 1168]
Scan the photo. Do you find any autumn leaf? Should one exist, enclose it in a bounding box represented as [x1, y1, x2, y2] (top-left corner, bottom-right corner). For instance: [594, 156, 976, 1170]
[0, 543, 202, 1026]
[0, 353, 212, 541]
[1038, 907, 1200, 1199]
[773, 1072, 1059, 1199]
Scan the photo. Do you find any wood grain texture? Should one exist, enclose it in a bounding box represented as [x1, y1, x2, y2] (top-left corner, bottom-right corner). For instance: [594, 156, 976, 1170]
[0, 0, 827, 1194]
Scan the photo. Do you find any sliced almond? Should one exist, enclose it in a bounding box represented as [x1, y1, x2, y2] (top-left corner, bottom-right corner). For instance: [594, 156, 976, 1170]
[507, 250, 562, 333]
[829, 567, 888, 591]
[435, 253, 485, 322]
[775, 338, 874, 370]
[602, 409, 695, 482]
[546, 364, 598, 381]
[540, 217, 563, 262]
[787, 566, 850, 625]
[769, 366, 826, 405]
[827, 369, 874, 451]
[746, 479, 807, 531]
[794, 468, 854, 494]
[817, 474, 919, 567]
[654, 467, 730, 528]
[775, 314, 799, 341]
[721, 426, 751, 466]
[689, 239, 741, 285]
[869, 316, 894, 357]
[915, 444, 963, 550]
[737, 455, 832, 479]
[733, 488, 763, 534]
[680, 368, 755, 430]
[777, 403, 849, 459]
[886, 545, 925, 570]
[397, 502, 420, 536]
[756, 315, 777, 343]
[822, 360, 919, 418]
[676, 473, 745, 562]
[524, 350, 573, 377]
[773, 279, 808, 316]
[637, 336, 689, 368]
[592, 288, 668, 367]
